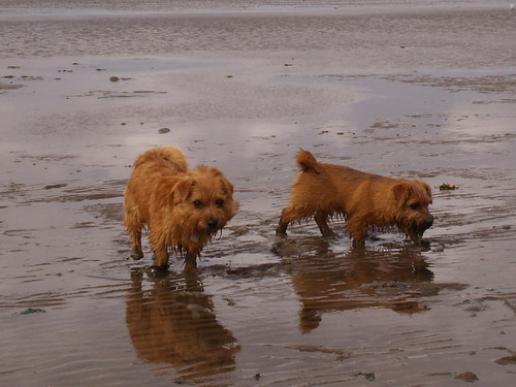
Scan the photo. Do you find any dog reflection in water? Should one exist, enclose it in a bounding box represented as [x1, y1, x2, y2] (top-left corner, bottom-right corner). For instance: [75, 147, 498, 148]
[285, 245, 436, 333]
[126, 269, 240, 381]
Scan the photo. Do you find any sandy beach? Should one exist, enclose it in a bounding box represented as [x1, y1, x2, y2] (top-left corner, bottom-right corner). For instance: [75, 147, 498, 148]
[1, 1, 516, 385]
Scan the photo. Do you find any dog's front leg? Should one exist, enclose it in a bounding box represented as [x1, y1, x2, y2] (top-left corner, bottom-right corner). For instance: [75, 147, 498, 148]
[314, 212, 336, 238]
[276, 207, 300, 237]
[351, 238, 366, 249]
[184, 252, 198, 271]
[152, 245, 169, 270]
[346, 216, 368, 248]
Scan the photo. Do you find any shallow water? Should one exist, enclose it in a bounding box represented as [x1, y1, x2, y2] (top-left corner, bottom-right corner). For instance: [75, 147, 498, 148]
[1, 1, 516, 386]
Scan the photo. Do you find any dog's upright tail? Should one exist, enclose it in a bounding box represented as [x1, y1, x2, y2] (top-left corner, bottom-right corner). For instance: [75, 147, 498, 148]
[296, 149, 321, 174]
[134, 146, 188, 172]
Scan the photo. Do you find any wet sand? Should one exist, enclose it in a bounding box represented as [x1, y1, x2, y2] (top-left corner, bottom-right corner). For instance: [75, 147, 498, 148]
[1, 1, 516, 385]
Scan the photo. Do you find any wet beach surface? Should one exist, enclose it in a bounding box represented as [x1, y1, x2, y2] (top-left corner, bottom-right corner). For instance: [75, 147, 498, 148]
[1, 1, 516, 385]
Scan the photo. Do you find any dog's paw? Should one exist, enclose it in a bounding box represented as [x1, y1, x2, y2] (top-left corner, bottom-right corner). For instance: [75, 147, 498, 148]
[130, 248, 144, 260]
[150, 264, 169, 272]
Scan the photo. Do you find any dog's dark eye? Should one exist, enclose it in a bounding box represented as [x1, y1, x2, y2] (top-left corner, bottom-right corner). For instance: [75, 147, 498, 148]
[409, 203, 420, 210]
[215, 198, 225, 208]
[193, 199, 204, 208]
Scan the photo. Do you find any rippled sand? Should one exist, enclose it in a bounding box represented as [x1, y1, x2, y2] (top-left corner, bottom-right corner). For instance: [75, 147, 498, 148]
[1, 1, 516, 386]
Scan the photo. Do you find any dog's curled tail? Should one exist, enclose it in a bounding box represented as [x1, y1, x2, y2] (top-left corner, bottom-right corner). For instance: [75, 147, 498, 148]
[134, 146, 188, 172]
[296, 149, 321, 174]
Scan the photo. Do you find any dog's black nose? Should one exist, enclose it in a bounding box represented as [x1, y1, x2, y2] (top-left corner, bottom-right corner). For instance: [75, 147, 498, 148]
[421, 217, 434, 230]
[207, 219, 219, 229]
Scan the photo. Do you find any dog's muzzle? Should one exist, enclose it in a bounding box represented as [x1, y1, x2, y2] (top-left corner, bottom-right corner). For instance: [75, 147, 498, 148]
[419, 217, 434, 232]
[409, 216, 434, 243]
[207, 219, 219, 231]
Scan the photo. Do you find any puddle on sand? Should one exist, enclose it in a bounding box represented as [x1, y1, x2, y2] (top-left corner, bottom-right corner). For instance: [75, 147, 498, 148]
[2, 60, 516, 384]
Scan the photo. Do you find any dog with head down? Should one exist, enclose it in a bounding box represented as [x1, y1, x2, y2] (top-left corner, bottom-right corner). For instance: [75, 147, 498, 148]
[124, 147, 239, 270]
[276, 149, 433, 247]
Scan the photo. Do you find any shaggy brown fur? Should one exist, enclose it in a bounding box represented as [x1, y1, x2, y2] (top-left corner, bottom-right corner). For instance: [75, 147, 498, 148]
[124, 147, 239, 269]
[276, 149, 433, 246]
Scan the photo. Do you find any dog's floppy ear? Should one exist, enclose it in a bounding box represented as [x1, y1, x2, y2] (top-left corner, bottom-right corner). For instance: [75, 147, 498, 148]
[421, 181, 432, 201]
[220, 176, 234, 196]
[392, 182, 412, 206]
[172, 177, 195, 205]
[219, 176, 239, 216]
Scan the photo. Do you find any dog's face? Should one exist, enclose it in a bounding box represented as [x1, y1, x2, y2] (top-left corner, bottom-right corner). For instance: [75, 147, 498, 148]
[392, 181, 433, 243]
[172, 166, 239, 243]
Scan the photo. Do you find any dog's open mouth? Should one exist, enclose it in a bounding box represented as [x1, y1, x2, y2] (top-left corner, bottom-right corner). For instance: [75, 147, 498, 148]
[191, 226, 223, 242]
[208, 228, 221, 238]
[408, 222, 431, 244]
[409, 230, 424, 244]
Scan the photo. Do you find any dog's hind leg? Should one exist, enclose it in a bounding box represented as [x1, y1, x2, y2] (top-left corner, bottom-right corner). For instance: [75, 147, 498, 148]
[124, 205, 144, 259]
[129, 229, 144, 259]
[276, 207, 299, 236]
[346, 216, 368, 248]
[314, 211, 336, 238]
